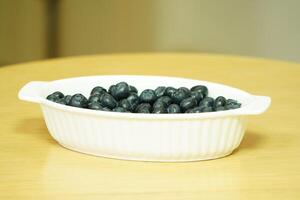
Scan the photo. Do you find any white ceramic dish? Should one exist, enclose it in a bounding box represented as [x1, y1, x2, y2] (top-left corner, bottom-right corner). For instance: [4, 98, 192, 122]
[18, 75, 271, 162]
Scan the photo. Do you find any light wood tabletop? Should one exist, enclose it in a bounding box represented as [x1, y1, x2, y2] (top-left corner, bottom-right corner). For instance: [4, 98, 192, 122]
[0, 53, 299, 199]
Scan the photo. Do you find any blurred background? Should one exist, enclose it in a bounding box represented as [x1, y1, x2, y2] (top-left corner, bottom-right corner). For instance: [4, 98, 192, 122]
[0, 0, 299, 66]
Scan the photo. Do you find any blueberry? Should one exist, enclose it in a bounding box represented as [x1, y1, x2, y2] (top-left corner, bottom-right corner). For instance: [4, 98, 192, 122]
[226, 99, 241, 109]
[190, 91, 203, 103]
[46, 94, 59, 102]
[226, 99, 238, 105]
[214, 96, 226, 108]
[185, 107, 202, 113]
[167, 104, 181, 113]
[69, 94, 88, 108]
[152, 106, 167, 114]
[89, 105, 110, 111]
[180, 97, 197, 112]
[156, 96, 172, 106]
[46, 91, 64, 102]
[112, 107, 128, 112]
[111, 82, 130, 100]
[185, 105, 213, 113]
[127, 93, 139, 104]
[226, 104, 241, 110]
[127, 93, 140, 110]
[201, 106, 213, 112]
[88, 94, 102, 104]
[52, 91, 64, 98]
[90, 86, 107, 96]
[191, 85, 208, 97]
[64, 95, 72, 105]
[129, 85, 138, 94]
[178, 87, 191, 96]
[99, 93, 117, 109]
[139, 89, 157, 103]
[165, 87, 177, 97]
[199, 97, 214, 107]
[154, 86, 167, 98]
[108, 85, 116, 95]
[172, 88, 189, 104]
[88, 102, 103, 110]
[57, 98, 67, 105]
[215, 106, 226, 111]
[119, 99, 132, 111]
[185, 109, 193, 113]
[101, 107, 111, 111]
[135, 103, 152, 113]
[153, 100, 167, 109]
[152, 100, 168, 113]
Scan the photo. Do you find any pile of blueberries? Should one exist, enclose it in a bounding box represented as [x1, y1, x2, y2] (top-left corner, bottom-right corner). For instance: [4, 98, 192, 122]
[46, 82, 241, 114]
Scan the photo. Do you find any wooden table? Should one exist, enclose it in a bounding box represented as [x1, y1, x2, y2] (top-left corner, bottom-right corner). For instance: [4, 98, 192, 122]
[1, 53, 299, 199]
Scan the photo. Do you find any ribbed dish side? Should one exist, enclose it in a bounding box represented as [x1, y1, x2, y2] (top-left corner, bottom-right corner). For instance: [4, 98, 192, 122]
[41, 106, 246, 162]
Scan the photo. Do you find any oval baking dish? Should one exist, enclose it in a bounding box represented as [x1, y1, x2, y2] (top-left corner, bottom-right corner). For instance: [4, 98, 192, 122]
[18, 75, 271, 162]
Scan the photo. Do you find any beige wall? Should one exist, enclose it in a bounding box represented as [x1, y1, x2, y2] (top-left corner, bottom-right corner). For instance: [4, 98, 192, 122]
[58, 0, 156, 55]
[0, 0, 48, 65]
[154, 0, 300, 62]
[1, 0, 300, 65]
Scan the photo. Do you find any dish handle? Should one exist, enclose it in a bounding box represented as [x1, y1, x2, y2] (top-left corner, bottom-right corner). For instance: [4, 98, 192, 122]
[18, 81, 47, 103]
[242, 95, 271, 115]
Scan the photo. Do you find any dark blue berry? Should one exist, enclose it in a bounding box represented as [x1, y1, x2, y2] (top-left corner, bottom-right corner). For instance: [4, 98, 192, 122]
[152, 106, 167, 114]
[46, 94, 58, 102]
[214, 96, 226, 108]
[90, 86, 107, 96]
[46, 91, 64, 102]
[166, 87, 177, 97]
[226, 99, 238, 105]
[112, 107, 128, 112]
[88, 102, 103, 110]
[108, 85, 116, 95]
[119, 99, 132, 111]
[129, 85, 138, 94]
[153, 100, 167, 109]
[139, 89, 157, 103]
[99, 93, 117, 109]
[185, 107, 202, 113]
[111, 82, 130, 100]
[135, 103, 152, 113]
[52, 91, 64, 98]
[156, 96, 172, 106]
[127, 93, 139, 110]
[180, 97, 197, 111]
[167, 104, 181, 113]
[225, 104, 241, 110]
[57, 98, 67, 105]
[202, 106, 213, 112]
[69, 94, 88, 108]
[199, 97, 214, 107]
[172, 88, 190, 104]
[101, 107, 111, 111]
[191, 85, 208, 97]
[226, 99, 241, 110]
[152, 100, 168, 113]
[190, 91, 203, 103]
[154, 86, 167, 98]
[64, 95, 72, 105]
[215, 106, 226, 111]
[178, 87, 191, 96]
[88, 94, 102, 104]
